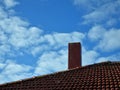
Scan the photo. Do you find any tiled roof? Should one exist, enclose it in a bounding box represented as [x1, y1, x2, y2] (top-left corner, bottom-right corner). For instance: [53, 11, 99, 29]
[0, 61, 120, 90]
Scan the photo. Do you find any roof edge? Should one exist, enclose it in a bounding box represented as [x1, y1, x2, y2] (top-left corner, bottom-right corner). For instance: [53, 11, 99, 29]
[0, 61, 120, 86]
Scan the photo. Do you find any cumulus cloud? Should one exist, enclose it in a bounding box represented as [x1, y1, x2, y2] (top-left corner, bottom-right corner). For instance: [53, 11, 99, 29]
[88, 26, 120, 52]
[96, 28, 120, 52]
[74, 0, 120, 55]
[34, 32, 85, 75]
[30, 32, 85, 56]
[95, 52, 120, 63]
[88, 25, 120, 52]
[0, 7, 8, 19]
[106, 18, 117, 27]
[74, 0, 113, 11]
[3, 0, 19, 8]
[74, 0, 94, 11]
[0, 0, 87, 83]
[44, 32, 85, 47]
[88, 25, 106, 41]
[0, 60, 32, 84]
[35, 49, 68, 75]
[82, 47, 99, 66]
[74, 0, 120, 27]
[73, 0, 120, 68]
[0, 0, 44, 83]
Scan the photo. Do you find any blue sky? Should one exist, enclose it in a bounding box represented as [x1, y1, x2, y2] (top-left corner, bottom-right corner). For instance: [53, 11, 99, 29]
[0, 0, 120, 84]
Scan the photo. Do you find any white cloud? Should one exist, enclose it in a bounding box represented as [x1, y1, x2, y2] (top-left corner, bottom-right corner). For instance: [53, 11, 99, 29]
[95, 53, 120, 63]
[0, 29, 8, 44]
[0, 45, 10, 56]
[34, 32, 85, 75]
[83, 11, 107, 24]
[0, 6, 84, 59]
[8, 26, 42, 49]
[35, 49, 68, 75]
[74, 0, 94, 11]
[0, 60, 32, 84]
[0, 2, 86, 59]
[0, 7, 8, 19]
[88, 25, 120, 52]
[3, 60, 32, 74]
[30, 31, 85, 55]
[96, 29, 120, 52]
[31, 46, 44, 56]
[74, 0, 120, 52]
[0, 4, 43, 84]
[82, 47, 99, 66]
[106, 18, 117, 27]
[74, 0, 113, 11]
[3, 0, 19, 8]
[0, 63, 5, 69]
[88, 25, 106, 41]
[44, 32, 85, 46]
[0, 12, 43, 55]
[74, 0, 120, 26]
[0, 2, 87, 84]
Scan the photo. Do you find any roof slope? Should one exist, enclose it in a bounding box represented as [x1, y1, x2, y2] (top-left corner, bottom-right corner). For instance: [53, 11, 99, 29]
[0, 61, 120, 90]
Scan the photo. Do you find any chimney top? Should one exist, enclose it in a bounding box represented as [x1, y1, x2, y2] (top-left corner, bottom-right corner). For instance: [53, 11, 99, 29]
[68, 42, 82, 69]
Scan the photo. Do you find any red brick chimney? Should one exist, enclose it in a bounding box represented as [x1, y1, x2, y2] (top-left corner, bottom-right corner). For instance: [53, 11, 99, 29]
[68, 42, 82, 69]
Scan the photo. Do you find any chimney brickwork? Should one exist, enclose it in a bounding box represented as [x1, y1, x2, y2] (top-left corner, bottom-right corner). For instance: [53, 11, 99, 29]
[68, 42, 81, 69]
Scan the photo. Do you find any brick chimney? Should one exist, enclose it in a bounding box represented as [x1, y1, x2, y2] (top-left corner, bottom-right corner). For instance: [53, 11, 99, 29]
[68, 42, 82, 69]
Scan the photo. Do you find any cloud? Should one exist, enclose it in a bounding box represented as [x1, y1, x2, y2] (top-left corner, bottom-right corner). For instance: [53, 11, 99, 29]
[82, 47, 99, 66]
[44, 32, 85, 46]
[0, 5, 85, 57]
[3, 0, 19, 8]
[74, 0, 113, 11]
[74, 0, 120, 61]
[96, 28, 120, 52]
[30, 32, 85, 56]
[88, 25, 106, 41]
[0, 2, 86, 83]
[88, 25, 120, 52]
[95, 52, 120, 63]
[74, 0, 94, 11]
[0, 1, 43, 83]
[0, 63, 5, 69]
[34, 32, 85, 75]
[0, 10, 43, 56]
[0, 45, 10, 56]
[74, 0, 120, 27]
[35, 49, 68, 75]
[0, 60, 32, 84]
[9, 25, 43, 49]
[106, 18, 117, 27]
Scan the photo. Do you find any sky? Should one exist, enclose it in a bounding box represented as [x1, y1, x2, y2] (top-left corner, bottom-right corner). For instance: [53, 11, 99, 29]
[0, 0, 120, 84]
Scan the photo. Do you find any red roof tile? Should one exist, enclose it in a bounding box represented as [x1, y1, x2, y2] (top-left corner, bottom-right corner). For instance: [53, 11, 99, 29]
[0, 61, 120, 90]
